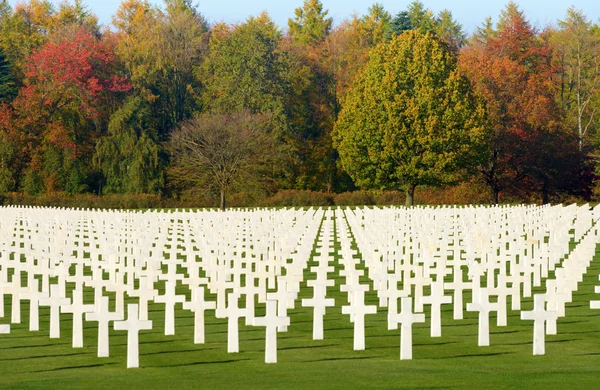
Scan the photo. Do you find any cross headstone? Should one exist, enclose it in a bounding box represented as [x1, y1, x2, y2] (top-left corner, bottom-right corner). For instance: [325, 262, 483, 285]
[85, 296, 123, 357]
[390, 297, 425, 360]
[421, 281, 452, 337]
[154, 280, 185, 335]
[341, 289, 377, 351]
[222, 292, 247, 353]
[182, 286, 216, 344]
[114, 303, 153, 368]
[521, 294, 558, 355]
[466, 287, 499, 347]
[302, 285, 335, 340]
[62, 288, 95, 348]
[253, 299, 290, 363]
[39, 284, 70, 339]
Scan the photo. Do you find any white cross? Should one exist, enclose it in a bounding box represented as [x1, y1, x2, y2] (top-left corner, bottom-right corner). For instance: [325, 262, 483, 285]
[421, 280, 452, 337]
[114, 303, 153, 368]
[266, 278, 296, 331]
[521, 294, 558, 355]
[182, 286, 216, 344]
[341, 289, 377, 351]
[39, 284, 70, 339]
[62, 288, 95, 348]
[222, 292, 247, 353]
[128, 275, 157, 321]
[0, 324, 9, 334]
[466, 287, 499, 346]
[390, 297, 425, 360]
[85, 296, 123, 357]
[19, 279, 46, 331]
[154, 280, 185, 335]
[253, 299, 290, 363]
[444, 267, 471, 320]
[302, 284, 335, 340]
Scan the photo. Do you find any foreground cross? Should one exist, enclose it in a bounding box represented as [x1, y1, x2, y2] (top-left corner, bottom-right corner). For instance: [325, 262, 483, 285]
[466, 287, 499, 347]
[223, 292, 247, 353]
[302, 284, 335, 340]
[182, 286, 216, 344]
[114, 303, 153, 368]
[253, 299, 290, 363]
[341, 289, 377, 351]
[421, 281, 452, 337]
[86, 296, 123, 357]
[521, 294, 558, 355]
[0, 324, 9, 333]
[390, 297, 425, 360]
[39, 284, 70, 338]
[62, 288, 95, 348]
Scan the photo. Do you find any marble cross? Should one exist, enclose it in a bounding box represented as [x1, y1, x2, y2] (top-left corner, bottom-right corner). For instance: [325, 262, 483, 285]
[114, 303, 153, 368]
[62, 288, 95, 348]
[182, 285, 216, 344]
[341, 289, 377, 351]
[39, 284, 70, 339]
[521, 294, 558, 355]
[253, 299, 290, 363]
[466, 287, 499, 347]
[85, 296, 123, 357]
[390, 297, 425, 360]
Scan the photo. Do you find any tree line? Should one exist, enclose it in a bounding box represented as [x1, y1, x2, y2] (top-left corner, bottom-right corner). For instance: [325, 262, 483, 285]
[0, 0, 598, 208]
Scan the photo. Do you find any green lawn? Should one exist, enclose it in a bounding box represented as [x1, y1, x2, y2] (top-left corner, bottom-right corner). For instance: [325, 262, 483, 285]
[1, 216, 600, 389]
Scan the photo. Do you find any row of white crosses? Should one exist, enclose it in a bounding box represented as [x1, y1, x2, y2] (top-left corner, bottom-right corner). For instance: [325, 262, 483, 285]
[344, 204, 600, 356]
[0, 206, 324, 366]
[1, 203, 600, 368]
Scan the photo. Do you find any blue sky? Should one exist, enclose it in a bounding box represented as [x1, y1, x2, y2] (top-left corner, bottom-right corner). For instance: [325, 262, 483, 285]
[8, 1, 600, 33]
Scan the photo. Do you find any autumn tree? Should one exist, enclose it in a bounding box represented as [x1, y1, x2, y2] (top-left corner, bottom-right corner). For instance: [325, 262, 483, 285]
[460, 2, 587, 203]
[169, 111, 276, 210]
[1, 27, 129, 193]
[113, 0, 207, 137]
[552, 7, 600, 151]
[288, 0, 332, 45]
[333, 31, 487, 206]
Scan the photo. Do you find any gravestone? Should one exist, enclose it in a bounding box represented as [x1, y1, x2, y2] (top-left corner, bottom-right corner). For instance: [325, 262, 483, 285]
[39, 284, 70, 339]
[182, 285, 216, 344]
[341, 289, 377, 351]
[390, 297, 425, 360]
[253, 299, 290, 363]
[521, 294, 558, 355]
[86, 296, 123, 357]
[114, 303, 153, 368]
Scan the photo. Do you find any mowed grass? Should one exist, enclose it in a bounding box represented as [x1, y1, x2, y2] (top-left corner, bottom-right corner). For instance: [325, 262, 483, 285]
[2, 216, 600, 389]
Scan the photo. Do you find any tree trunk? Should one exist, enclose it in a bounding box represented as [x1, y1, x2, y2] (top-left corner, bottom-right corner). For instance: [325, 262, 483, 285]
[405, 184, 416, 207]
[492, 188, 499, 205]
[542, 178, 549, 205]
[220, 189, 226, 211]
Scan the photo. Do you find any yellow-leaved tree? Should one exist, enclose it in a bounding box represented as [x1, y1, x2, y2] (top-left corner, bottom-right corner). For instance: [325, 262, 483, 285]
[333, 30, 487, 206]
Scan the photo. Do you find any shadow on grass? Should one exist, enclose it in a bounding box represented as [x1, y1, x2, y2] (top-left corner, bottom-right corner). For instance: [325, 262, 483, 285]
[29, 362, 119, 373]
[0, 351, 89, 361]
[303, 355, 383, 363]
[279, 343, 337, 351]
[427, 351, 514, 359]
[152, 358, 251, 368]
[0, 342, 72, 350]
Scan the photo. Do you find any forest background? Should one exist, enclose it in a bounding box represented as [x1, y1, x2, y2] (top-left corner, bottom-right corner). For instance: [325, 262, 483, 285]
[0, 0, 599, 209]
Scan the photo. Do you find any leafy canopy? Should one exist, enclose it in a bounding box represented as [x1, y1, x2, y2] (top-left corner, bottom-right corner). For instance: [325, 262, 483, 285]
[333, 31, 487, 198]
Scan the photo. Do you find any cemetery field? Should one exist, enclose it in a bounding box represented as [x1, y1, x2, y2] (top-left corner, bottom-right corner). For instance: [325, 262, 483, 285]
[2, 206, 600, 389]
